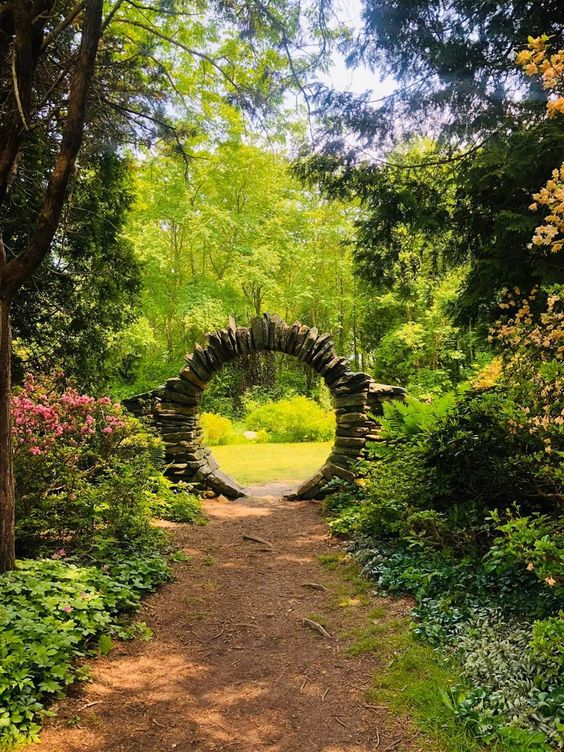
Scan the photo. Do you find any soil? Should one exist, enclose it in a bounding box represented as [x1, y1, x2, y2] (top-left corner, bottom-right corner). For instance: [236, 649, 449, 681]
[27, 488, 423, 752]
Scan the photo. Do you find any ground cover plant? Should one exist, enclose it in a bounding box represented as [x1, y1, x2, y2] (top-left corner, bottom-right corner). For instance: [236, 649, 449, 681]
[0, 376, 202, 747]
[324, 379, 563, 749]
[0, 554, 170, 748]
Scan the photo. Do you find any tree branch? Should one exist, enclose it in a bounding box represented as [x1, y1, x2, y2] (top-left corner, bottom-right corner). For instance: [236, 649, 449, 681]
[0, 3, 34, 206]
[111, 17, 241, 92]
[11, 45, 29, 129]
[2, 0, 104, 296]
[41, 1, 86, 51]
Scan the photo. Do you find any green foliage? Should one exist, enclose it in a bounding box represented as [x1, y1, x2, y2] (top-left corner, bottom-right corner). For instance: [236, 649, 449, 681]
[201, 412, 239, 446]
[244, 395, 335, 443]
[325, 377, 563, 747]
[378, 393, 457, 440]
[332, 387, 562, 551]
[311, 1, 558, 148]
[0, 555, 169, 748]
[13, 378, 199, 556]
[154, 492, 203, 524]
[423, 389, 561, 514]
[202, 394, 335, 446]
[112, 142, 358, 399]
[453, 125, 564, 318]
[448, 611, 562, 749]
[301, 0, 564, 316]
[529, 614, 564, 684]
[10, 154, 140, 390]
[487, 514, 563, 597]
[353, 542, 562, 748]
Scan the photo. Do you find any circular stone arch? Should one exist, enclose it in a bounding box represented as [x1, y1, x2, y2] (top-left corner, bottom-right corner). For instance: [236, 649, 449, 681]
[123, 314, 405, 499]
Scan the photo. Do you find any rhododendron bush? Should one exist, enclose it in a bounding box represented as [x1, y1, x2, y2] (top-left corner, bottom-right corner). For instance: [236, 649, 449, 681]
[13, 376, 173, 554]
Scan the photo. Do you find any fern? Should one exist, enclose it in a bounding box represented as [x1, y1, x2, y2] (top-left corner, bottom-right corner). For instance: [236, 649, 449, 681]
[379, 393, 456, 441]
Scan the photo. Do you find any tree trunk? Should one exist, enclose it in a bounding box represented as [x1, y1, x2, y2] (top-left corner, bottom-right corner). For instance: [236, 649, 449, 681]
[263, 351, 275, 389]
[0, 296, 15, 572]
[352, 301, 359, 370]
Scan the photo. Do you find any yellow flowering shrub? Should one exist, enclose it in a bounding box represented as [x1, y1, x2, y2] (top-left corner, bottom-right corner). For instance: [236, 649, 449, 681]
[486, 37, 564, 461]
[516, 35, 564, 118]
[517, 37, 564, 254]
[528, 164, 564, 254]
[471, 356, 502, 390]
[200, 412, 238, 445]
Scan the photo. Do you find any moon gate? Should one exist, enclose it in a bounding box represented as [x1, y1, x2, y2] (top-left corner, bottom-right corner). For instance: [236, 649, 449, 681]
[124, 314, 405, 499]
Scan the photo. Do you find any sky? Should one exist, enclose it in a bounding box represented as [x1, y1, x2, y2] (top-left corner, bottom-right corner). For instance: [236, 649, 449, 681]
[320, 0, 396, 98]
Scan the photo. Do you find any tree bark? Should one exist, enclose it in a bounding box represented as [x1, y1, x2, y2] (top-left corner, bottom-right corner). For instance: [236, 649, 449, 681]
[0, 0, 103, 571]
[2, 0, 104, 296]
[0, 295, 15, 572]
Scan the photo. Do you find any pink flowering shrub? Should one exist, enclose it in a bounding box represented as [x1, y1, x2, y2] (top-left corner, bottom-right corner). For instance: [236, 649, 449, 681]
[13, 375, 125, 458]
[13, 376, 171, 554]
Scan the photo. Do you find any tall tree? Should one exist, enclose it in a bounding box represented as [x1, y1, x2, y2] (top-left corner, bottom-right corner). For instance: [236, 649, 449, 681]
[117, 140, 357, 396]
[8, 151, 139, 389]
[0, 0, 104, 573]
[0, 0, 328, 572]
[300, 2, 564, 321]
[312, 0, 564, 152]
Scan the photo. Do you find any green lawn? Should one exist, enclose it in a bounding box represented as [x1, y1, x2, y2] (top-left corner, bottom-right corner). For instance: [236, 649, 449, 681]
[210, 441, 332, 485]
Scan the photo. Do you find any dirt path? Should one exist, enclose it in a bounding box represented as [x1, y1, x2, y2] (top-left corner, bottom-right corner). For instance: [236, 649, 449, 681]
[29, 491, 422, 752]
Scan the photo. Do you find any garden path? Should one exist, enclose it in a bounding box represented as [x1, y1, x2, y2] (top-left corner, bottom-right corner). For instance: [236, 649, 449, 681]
[28, 491, 422, 752]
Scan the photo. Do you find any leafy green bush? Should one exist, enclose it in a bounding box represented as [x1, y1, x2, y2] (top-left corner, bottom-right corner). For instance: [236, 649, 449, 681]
[421, 388, 561, 517]
[487, 512, 563, 597]
[200, 411, 238, 445]
[244, 395, 335, 443]
[529, 614, 564, 684]
[155, 491, 203, 523]
[341, 388, 562, 550]
[353, 541, 562, 749]
[0, 555, 169, 748]
[13, 376, 182, 556]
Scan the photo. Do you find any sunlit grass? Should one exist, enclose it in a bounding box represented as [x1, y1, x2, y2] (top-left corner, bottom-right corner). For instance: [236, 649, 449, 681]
[322, 554, 506, 752]
[210, 441, 332, 485]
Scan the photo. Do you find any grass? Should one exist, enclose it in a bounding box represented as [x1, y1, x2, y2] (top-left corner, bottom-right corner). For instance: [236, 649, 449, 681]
[320, 553, 507, 752]
[210, 441, 332, 485]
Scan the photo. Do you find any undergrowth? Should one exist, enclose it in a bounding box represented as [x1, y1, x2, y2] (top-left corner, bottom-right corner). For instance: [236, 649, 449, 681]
[0, 549, 171, 749]
[323, 385, 563, 751]
[352, 541, 563, 750]
[319, 552, 493, 752]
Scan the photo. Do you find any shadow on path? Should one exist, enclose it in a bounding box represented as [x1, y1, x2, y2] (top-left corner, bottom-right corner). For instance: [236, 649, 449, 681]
[28, 496, 419, 752]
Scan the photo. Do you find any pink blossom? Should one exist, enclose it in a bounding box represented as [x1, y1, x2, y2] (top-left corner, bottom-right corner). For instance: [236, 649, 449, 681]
[52, 548, 66, 559]
[12, 374, 129, 478]
[62, 605, 73, 614]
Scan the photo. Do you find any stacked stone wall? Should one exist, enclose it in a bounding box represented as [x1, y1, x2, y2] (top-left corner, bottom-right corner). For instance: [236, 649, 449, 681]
[123, 314, 405, 498]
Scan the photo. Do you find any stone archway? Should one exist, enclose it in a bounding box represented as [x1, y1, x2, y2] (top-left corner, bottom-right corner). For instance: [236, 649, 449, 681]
[123, 314, 405, 499]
